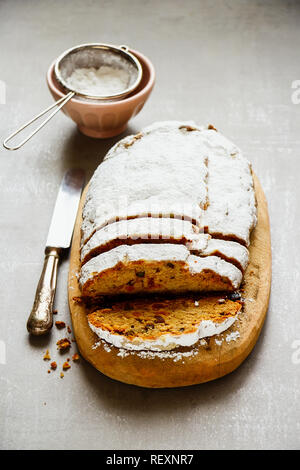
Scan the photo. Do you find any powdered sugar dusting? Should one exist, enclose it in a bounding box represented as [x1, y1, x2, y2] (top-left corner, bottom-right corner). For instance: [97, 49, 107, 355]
[226, 331, 240, 343]
[94, 338, 209, 362]
[92, 340, 112, 352]
[92, 328, 241, 362]
[215, 338, 223, 346]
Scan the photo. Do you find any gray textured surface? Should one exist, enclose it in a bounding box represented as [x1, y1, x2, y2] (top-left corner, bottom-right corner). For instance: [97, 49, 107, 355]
[1, 0, 300, 450]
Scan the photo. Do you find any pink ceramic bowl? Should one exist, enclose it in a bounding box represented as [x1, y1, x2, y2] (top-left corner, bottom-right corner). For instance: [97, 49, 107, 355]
[46, 49, 155, 138]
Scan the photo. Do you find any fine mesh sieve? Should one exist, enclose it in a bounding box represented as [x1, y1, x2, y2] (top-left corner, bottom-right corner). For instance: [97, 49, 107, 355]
[3, 43, 143, 150]
[55, 43, 142, 100]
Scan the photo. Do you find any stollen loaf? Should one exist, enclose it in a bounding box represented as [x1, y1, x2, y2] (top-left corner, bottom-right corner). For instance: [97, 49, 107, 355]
[79, 121, 256, 298]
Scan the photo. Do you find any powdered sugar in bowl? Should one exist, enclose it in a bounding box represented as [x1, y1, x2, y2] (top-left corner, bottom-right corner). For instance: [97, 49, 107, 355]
[65, 66, 132, 98]
[47, 45, 155, 138]
[3, 43, 155, 149]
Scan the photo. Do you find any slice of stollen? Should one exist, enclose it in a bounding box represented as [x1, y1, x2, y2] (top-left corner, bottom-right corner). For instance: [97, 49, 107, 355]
[87, 295, 242, 351]
[79, 244, 242, 297]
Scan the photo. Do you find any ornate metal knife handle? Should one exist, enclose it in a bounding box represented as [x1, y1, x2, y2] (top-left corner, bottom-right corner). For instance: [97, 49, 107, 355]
[27, 247, 60, 335]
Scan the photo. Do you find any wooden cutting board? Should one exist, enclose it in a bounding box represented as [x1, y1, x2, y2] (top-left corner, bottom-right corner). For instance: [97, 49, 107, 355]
[68, 174, 271, 388]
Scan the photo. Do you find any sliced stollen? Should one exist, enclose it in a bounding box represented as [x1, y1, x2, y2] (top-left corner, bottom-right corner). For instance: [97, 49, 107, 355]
[69, 166, 271, 388]
[81, 122, 209, 245]
[79, 121, 255, 301]
[79, 244, 243, 297]
[80, 217, 209, 266]
[88, 296, 242, 351]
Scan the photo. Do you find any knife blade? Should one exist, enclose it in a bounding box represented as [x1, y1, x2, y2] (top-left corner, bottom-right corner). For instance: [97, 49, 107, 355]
[27, 169, 85, 335]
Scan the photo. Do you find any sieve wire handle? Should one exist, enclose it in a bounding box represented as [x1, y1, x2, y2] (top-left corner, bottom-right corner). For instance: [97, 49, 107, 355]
[3, 91, 75, 151]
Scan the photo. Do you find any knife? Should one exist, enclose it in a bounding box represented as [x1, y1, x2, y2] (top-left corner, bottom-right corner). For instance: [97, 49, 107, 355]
[27, 169, 85, 335]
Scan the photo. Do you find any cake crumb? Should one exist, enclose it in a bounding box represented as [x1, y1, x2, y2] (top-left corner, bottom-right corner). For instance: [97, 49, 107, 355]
[60, 372, 64, 379]
[55, 321, 66, 329]
[47, 370, 51, 374]
[67, 326, 72, 334]
[62, 362, 71, 371]
[56, 338, 71, 351]
[43, 349, 51, 361]
[50, 361, 57, 370]
[53, 309, 58, 315]
[72, 353, 80, 362]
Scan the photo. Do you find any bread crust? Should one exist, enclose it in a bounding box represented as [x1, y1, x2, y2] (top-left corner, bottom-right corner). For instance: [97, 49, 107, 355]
[68, 174, 271, 388]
